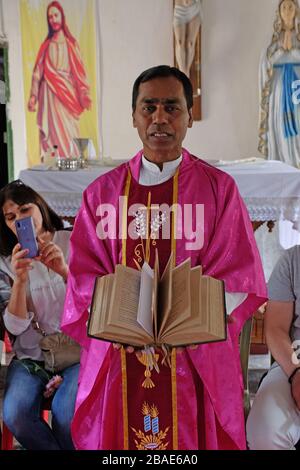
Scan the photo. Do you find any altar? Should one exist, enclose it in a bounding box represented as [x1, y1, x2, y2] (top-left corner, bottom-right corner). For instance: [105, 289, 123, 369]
[19, 159, 300, 227]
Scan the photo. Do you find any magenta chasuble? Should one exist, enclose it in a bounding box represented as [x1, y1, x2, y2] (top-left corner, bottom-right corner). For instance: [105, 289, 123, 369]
[62, 149, 267, 450]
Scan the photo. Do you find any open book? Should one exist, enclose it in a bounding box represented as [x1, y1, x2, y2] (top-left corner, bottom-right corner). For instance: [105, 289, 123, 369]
[88, 253, 227, 348]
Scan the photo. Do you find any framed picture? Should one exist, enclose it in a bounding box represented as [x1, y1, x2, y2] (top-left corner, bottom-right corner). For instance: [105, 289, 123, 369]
[20, 0, 100, 165]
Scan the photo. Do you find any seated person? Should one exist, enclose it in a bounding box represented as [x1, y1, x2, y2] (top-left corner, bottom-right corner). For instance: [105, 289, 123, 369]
[246, 246, 300, 449]
[0, 180, 79, 450]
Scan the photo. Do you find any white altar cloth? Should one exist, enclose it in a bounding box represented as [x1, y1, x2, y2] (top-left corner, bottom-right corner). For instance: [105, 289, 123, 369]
[19, 160, 300, 225]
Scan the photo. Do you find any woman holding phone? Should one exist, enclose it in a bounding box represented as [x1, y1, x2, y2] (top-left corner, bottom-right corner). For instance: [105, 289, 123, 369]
[0, 180, 79, 450]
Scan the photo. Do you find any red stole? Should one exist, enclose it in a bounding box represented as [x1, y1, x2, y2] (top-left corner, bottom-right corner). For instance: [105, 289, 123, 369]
[122, 172, 177, 450]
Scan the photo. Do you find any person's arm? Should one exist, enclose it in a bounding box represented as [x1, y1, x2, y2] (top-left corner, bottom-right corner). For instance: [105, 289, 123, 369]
[7, 244, 33, 319]
[2, 244, 35, 336]
[265, 300, 300, 409]
[0, 270, 10, 313]
[7, 278, 28, 319]
[265, 300, 295, 376]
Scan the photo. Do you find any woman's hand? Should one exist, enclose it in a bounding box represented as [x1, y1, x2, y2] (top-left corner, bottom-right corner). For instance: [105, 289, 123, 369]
[37, 238, 69, 281]
[11, 243, 33, 284]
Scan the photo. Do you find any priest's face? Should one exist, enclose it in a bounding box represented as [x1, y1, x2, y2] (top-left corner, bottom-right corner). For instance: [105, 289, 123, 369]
[132, 76, 193, 165]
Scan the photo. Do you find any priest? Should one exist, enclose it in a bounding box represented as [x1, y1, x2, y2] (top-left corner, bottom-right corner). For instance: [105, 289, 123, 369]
[62, 65, 267, 450]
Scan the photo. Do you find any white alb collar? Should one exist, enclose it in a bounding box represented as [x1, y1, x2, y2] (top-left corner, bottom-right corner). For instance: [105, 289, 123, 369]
[141, 154, 182, 175]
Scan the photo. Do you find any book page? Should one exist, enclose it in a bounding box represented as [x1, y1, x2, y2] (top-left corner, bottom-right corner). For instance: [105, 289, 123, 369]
[91, 274, 152, 346]
[160, 258, 191, 337]
[88, 276, 106, 335]
[107, 265, 141, 328]
[91, 321, 151, 347]
[152, 250, 159, 342]
[137, 262, 154, 336]
[161, 266, 203, 345]
[99, 275, 115, 331]
[157, 253, 173, 336]
[89, 274, 114, 335]
[161, 267, 226, 346]
[203, 277, 226, 339]
[89, 266, 155, 346]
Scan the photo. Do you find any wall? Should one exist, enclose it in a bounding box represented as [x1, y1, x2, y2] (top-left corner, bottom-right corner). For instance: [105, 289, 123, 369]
[98, 0, 174, 160]
[2, 0, 26, 178]
[186, 0, 279, 160]
[2, 0, 280, 177]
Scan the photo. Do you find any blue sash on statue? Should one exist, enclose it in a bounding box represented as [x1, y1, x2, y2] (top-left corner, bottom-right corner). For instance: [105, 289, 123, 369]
[274, 62, 300, 139]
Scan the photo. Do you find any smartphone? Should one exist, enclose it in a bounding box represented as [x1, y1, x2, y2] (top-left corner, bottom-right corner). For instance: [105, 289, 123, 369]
[15, 216, 39, 258]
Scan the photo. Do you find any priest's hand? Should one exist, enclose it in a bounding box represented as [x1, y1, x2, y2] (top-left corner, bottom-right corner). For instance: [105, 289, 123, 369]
[112, 343, 148, 360]
[227, 314, 236, 324]
[176, 344, 199, 354]
[113, 343, 135, 354]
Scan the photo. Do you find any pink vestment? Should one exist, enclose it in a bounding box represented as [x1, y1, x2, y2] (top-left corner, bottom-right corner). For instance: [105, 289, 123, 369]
[61, 149, 267, 450]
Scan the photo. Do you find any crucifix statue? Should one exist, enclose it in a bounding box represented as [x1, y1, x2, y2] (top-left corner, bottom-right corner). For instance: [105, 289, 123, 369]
[173, 0, 203, 120]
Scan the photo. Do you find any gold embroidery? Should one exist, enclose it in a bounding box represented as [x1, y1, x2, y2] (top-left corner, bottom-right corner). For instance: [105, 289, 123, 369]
[131, 402, 169, 450]
[171, 348, 178, 450]
[137, 350, 160, 389]
[134, 243, 144, 264]
[171, 169, 179, 265]
[133, 196, 168, 267]
[122, 171, 132, 266]
[121, 346, 129, 450]
[145, 192, 152, 263]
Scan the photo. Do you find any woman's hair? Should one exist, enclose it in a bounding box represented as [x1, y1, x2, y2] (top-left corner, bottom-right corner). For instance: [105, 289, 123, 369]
[0, 180, 64, 257]
[46, 1, 76, 44]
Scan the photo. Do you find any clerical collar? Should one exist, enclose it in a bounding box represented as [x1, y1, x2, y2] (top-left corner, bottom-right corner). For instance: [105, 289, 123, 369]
[140, 155, 182, 186]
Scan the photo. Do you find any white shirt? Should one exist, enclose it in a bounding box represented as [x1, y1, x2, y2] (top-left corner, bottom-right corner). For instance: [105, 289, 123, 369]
[139, 154, 182, 186]
[139, 154, 247, 315]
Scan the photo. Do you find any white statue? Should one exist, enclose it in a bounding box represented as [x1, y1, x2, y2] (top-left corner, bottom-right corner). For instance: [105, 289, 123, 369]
[259, 0, 300, 167]
[173, 0, 203, 78]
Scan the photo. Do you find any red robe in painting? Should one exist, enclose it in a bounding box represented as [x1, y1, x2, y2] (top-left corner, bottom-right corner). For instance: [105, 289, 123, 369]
[30, 35, 91, 158]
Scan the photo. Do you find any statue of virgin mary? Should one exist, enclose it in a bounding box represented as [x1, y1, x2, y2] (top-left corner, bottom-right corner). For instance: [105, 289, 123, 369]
[259, 0, 300, 167]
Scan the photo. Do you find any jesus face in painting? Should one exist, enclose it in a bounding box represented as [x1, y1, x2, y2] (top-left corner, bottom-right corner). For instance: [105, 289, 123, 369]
[48, 6, 63, 32]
